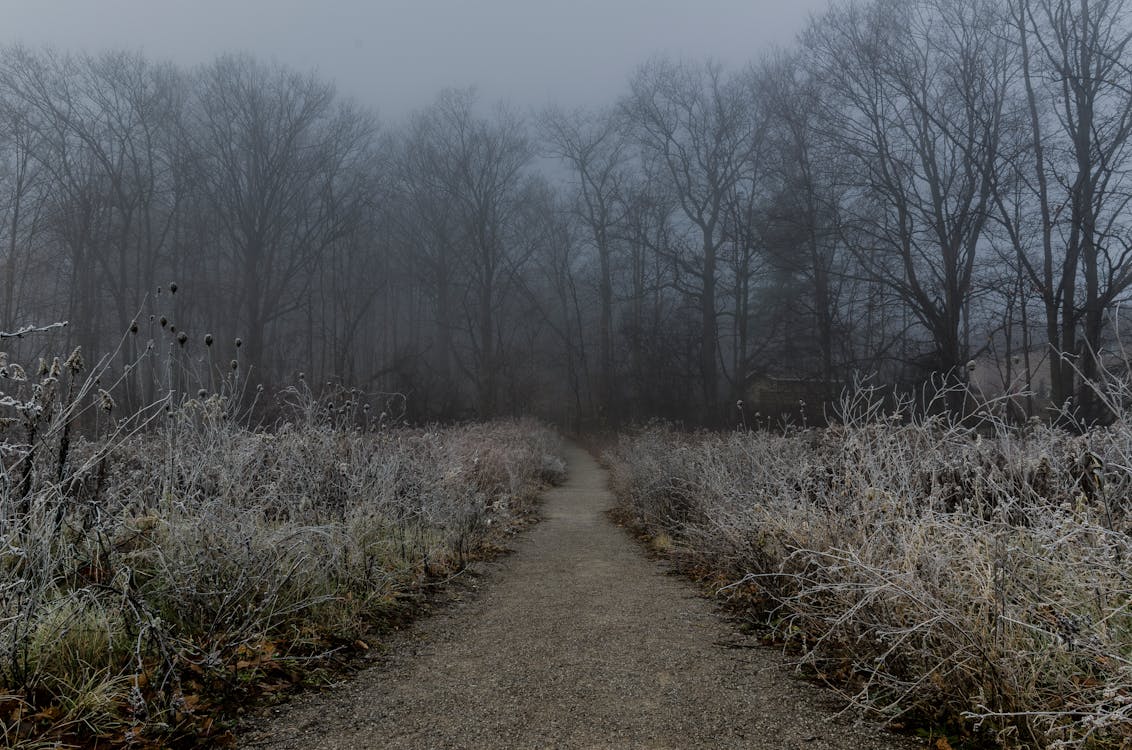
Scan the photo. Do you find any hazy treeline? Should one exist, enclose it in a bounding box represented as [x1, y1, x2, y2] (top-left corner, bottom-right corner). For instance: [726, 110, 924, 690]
[2, 0, 1131, 426]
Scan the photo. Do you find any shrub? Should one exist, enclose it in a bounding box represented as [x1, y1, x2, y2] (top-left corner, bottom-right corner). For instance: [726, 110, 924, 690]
[0, 338, 563, 746]
[606, 391, 1132, 748]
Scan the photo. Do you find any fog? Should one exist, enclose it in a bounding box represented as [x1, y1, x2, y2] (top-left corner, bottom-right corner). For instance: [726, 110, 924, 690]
[1, 0, 1130, 429]
[1, 0, 830, 117]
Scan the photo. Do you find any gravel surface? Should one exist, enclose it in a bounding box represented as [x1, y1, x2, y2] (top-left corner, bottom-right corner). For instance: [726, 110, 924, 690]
[241, 445, 920, 749]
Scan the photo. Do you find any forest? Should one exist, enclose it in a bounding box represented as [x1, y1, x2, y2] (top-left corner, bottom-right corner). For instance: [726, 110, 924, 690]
[3, 0, 1130, 427]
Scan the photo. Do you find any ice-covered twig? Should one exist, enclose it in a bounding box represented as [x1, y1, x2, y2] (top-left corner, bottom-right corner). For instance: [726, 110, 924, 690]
[0, 321, 67, 340]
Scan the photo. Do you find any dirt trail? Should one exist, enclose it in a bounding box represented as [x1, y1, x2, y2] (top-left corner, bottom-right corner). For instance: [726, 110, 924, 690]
[242, 445, 918, 749]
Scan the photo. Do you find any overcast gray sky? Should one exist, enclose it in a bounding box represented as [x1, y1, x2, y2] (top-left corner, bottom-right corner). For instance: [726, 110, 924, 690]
[1, 0, 831, 120]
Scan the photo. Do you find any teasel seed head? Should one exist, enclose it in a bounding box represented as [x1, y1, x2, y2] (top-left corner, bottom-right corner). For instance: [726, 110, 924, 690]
[64, 348, 84, 374]
[98, 389, 115, 412]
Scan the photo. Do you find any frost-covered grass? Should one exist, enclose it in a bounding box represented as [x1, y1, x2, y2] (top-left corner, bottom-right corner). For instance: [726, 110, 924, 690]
[606, 391, 1132, 749]
[0, 350, 563, 747]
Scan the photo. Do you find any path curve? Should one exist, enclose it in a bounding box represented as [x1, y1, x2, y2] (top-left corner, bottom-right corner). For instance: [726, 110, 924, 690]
[242, 445, 918, 749]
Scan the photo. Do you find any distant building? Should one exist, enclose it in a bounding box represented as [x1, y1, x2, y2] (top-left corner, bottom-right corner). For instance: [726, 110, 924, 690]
[744, 374, 835, 426]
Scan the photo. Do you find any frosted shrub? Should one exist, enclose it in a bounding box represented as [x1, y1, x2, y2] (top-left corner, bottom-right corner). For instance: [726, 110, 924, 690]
[0, 354, 562, 747]
[607, 395, 1132, 748]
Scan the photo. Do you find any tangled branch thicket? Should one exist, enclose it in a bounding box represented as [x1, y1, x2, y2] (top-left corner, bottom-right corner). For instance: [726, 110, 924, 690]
[606, 388, 1132, 749]
[0, 339, 564, 747]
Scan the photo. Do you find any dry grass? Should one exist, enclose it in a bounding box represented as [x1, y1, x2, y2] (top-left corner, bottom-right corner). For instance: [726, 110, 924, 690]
[606, 386, 1132, 749]
[0, 341, 564, 747]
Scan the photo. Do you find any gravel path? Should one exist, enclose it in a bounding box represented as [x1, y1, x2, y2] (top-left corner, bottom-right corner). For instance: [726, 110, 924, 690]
[241, 445, 919, 749]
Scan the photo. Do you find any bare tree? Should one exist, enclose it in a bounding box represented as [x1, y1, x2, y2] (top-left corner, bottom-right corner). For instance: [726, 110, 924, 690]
[390, 114, 468, 413]
[406, 89, 535, 417]
[997, 0, 1132, 421]
[754, 54, 850, 389]
[191, 55, 376, 382]
[0, 48, 113, 361]
[0, 84, 49, 334]
[615, 167, 683, 420]
[539, 105, 629, 421]
[621, 58, 762, 422]
[805, 0, 1010, 406]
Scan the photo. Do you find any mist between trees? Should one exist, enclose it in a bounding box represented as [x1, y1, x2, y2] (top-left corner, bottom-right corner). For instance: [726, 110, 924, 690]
[2, 0, 1132, 427]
